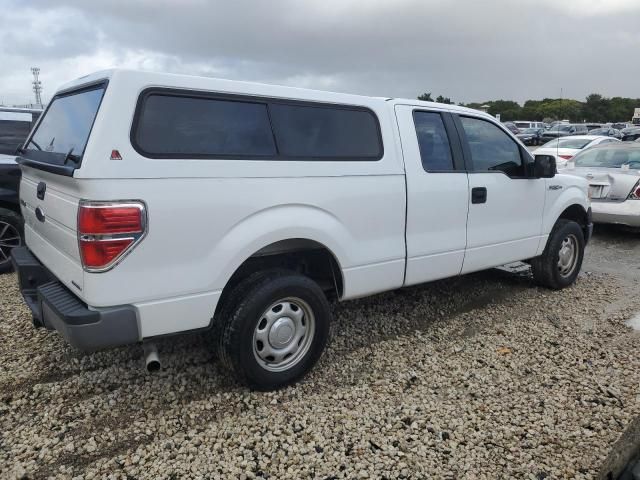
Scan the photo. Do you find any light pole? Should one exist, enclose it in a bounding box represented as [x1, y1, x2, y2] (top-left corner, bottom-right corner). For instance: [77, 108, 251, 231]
[31, 67, 43, 107]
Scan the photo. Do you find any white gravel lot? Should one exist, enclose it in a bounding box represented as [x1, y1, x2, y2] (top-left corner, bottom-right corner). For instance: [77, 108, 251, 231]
[1, 258, 640, 479]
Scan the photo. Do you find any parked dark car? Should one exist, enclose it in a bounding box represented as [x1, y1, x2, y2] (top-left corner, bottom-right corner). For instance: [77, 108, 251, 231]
[588, 128, 623, 140]
[573, 124, 589, 135]
[542, 123, 576, 143]
[621, 127, 640, 142]
[503, 122, 520, 135]
[0, 107, 42, 273]
[516, 127, 544, 146]
[612, 123, 630, 130]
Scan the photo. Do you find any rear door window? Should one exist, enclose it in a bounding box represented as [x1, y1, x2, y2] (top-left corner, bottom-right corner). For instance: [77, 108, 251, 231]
[412, 111, 454, 171]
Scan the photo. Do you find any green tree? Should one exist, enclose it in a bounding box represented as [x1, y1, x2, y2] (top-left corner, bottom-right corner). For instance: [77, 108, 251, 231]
[417, 92, 433, 101]
[521, 100, 543, 120]
[583, 94, 608, 122]
[436, 95, 452, 104]
[607, 97, 639, 122]
[418, 90, 640, 123]
[485, 100, 522, 121]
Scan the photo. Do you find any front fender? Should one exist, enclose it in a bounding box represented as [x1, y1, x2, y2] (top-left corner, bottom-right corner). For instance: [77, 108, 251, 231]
[538, 175, 590, 254]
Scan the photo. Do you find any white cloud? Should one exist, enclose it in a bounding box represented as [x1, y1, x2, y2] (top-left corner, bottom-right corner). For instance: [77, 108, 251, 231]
[533, 0, 640, 15]
[0, 0, 639, 106]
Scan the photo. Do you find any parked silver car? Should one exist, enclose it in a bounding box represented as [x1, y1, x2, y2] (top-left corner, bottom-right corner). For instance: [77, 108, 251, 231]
[561, 143, 640, 227]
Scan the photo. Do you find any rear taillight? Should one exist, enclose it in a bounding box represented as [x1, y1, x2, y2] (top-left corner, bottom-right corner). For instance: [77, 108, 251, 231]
[78, 205, 143, 235]
[629, 182, 640, 200]
[78, 201, 146, 271]
[558, 154, 574, 160]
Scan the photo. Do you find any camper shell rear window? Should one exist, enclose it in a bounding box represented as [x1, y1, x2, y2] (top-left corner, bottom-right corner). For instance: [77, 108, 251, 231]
[131, 88, 383, 161]
[19, 81, 107, 176]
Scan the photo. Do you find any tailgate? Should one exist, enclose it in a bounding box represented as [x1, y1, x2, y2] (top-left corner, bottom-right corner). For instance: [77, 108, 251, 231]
[20, 168, 84, 293]
[16, 80, 108, 295]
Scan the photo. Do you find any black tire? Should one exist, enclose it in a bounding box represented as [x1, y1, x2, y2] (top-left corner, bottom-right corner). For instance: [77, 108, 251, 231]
[0, 208, 23, 274]
[531, 219, 584, 289]
[216, 270, 331, 390]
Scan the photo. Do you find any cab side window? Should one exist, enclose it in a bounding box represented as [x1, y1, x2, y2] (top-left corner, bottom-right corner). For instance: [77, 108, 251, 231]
[459, 116, 525, 177]
[413, 111, 454, 172]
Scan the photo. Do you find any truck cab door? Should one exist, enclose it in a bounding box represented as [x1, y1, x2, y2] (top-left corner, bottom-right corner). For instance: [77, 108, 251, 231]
[394, 105, 469, 286]
[453, 114, 546, 274]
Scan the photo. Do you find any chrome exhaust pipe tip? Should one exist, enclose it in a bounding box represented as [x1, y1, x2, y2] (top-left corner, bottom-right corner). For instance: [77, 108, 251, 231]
[143, 343, 161, 372]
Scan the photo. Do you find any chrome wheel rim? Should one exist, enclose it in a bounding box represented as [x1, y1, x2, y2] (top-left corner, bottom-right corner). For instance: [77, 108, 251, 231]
[0, 221, 21, 265]
[253, 297, 315, 372]
[557, 234, 578, 277]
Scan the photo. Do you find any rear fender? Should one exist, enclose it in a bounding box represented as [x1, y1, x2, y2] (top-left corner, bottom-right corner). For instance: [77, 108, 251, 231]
[211, 204, 352, 293]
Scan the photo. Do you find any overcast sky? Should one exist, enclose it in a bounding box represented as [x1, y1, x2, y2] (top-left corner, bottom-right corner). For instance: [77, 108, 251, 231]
[1, 0, 639, 106]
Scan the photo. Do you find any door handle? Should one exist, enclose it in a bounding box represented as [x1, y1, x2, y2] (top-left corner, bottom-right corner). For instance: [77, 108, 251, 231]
[35, 206, 45, 222]
[471, 187, 487, 204]
[37, 182, 46, 200]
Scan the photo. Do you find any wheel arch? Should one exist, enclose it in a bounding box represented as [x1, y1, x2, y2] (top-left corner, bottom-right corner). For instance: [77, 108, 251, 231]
[558, 203, 590, 236]
[214, 238, 345, 318]
[543, 183, 590, 232]
[210, 203, 353, 300]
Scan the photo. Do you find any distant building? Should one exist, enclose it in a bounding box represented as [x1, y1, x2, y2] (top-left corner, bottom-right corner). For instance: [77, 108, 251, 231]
[5, 103, 44, 109]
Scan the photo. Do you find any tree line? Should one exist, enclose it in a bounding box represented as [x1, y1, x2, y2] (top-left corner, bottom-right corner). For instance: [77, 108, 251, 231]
[417, 92, 640, 123]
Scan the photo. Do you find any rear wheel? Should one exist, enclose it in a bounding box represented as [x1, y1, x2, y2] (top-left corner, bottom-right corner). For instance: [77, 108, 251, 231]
[531, 219, 584, 289]
[216, 270, 331, 390]
[0, 208, 23, 274]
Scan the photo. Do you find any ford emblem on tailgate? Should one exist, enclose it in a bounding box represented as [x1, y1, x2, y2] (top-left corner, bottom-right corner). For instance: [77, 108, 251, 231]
[37, 182, 46, 200]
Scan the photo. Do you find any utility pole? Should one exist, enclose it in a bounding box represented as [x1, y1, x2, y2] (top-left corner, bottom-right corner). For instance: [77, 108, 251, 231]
[31, 67, 43, 107]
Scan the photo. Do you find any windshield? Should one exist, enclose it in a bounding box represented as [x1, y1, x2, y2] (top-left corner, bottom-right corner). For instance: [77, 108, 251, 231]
[556, 138, 592, 149]
[549, 125, 572, 132]
[24, 83, 105, 164]
[574, 147, 640, 168]
[520, 128, 538, 134]
[514, 122, 529, 128]
[541, 138, 591, 149]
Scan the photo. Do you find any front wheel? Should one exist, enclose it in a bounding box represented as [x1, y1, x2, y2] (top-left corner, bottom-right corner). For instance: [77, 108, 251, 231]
[531, 219, 584, 289]
[0, 208, 23, 274]
[216, 270, 331, 390]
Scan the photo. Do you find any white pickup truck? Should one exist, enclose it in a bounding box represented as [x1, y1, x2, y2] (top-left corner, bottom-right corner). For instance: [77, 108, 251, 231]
[12, 70, 592, 390]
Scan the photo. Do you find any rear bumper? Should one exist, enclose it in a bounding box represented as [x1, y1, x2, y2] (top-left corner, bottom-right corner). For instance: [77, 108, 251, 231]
[591, 200, 640, 228]
[11, 246, 140, 351]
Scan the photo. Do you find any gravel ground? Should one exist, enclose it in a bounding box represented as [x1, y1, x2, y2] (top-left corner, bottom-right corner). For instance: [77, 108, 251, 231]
[2, 232, 640, 479]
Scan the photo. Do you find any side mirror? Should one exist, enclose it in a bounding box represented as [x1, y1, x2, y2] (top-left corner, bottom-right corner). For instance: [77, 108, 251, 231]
[534, 155, 556, 178]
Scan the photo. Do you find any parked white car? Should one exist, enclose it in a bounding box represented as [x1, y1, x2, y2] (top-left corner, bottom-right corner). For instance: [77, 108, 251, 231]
[513, 121, 546, 130]
[535, 135, 620, 169]
[12, 69, 592, 390]
[560, 142, 640, 227]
